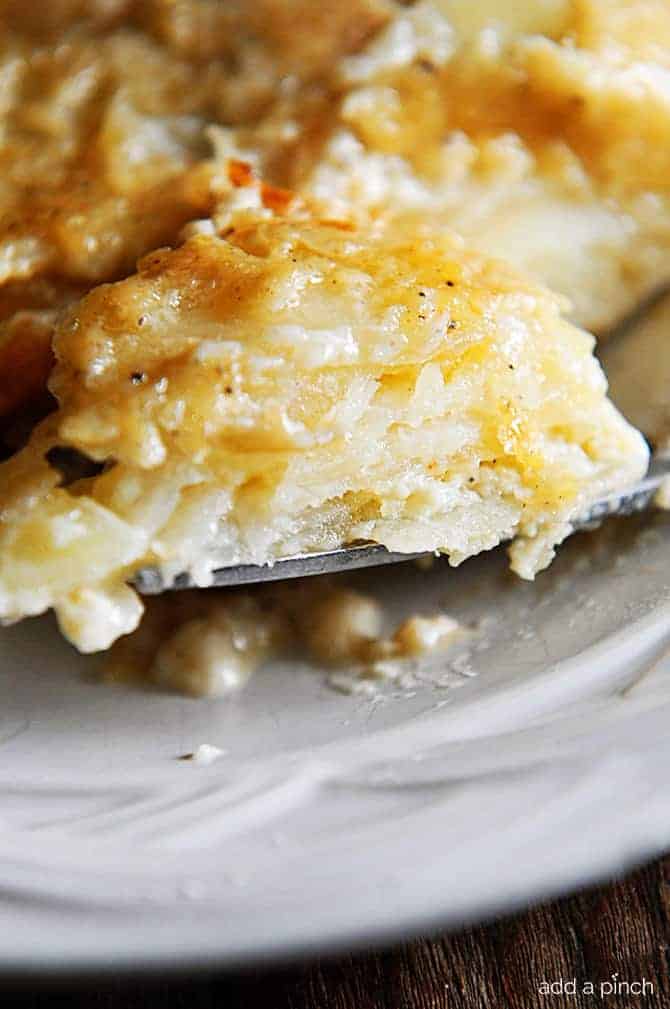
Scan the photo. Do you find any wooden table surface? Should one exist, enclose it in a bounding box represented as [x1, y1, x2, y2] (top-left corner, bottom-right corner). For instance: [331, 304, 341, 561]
[6, 854, 669, 1009]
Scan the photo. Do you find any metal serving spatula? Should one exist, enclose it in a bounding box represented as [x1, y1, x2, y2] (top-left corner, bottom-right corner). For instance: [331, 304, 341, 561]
[133, 294, 670, 595]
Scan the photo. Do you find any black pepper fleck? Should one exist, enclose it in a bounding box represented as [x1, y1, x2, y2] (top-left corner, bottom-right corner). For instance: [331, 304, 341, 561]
[417, 58, 436, 73]
[130, 372, 146, 385]
[137, 315, 147, 327]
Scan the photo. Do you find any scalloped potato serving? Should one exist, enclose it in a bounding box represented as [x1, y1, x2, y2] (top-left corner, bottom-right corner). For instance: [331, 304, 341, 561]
[0, 203, 647, 650]
[0, 0, 660, 658]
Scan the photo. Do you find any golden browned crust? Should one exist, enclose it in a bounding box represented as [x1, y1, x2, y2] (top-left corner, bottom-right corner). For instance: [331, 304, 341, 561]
[0, 0, 392, 421]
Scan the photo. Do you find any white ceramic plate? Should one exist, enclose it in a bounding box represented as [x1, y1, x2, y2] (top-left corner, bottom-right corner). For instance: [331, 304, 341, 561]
[2, 512, 670, 973]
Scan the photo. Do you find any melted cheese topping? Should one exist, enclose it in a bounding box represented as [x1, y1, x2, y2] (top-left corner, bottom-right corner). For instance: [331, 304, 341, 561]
[250, 0, 670, 331]
[0, 0, 390, 421]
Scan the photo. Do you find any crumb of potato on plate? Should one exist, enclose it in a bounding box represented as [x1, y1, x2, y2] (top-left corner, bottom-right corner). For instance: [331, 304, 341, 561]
[653, 477, 670, 511]
[390, 614, 461, 657]
[103, 579, 464, 698]
[178, 744, 227, 765]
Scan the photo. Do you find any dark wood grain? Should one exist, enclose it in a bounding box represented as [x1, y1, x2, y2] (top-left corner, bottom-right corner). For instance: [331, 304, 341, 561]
[6, 856, 670, 1009]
